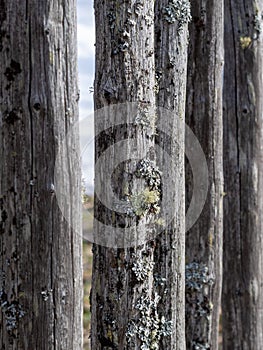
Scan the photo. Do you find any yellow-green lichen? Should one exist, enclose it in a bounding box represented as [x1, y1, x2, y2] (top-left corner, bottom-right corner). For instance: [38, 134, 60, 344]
[131, 189, 160, 217]
[126, 159, 162, 218]
[240, 36, 252, 49]
[154, 218, 165, 227]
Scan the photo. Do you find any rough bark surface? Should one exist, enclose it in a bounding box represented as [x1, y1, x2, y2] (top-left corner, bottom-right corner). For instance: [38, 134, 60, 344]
[0, 1, 82, 349]
[91, 0, 188, 349]
[185, 1, 224, 349]
[154, 0, 190, 348]
[222, 1, 263, 349]
[91, 1, 158, 349]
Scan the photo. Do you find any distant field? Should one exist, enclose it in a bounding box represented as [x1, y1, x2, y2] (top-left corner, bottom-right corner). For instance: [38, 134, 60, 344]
[83, 195, 93, 350]
[83, 242, 92, 350]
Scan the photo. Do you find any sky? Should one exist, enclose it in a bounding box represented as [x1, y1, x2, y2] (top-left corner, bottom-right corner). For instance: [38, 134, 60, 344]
[77, 0, 95, 194]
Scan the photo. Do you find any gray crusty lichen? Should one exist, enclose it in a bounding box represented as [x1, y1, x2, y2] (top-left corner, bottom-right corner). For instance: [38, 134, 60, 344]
[185, 262, 214, 318]
[186, 262, 214, 292]
[132, 254, 155, 282]
[108, 1, 151, 56]
[134, 107, 157, 130]
[0, 290, 25, 332]
[253, 10, 262, 39]
[186, 262, 214, 348]
[192, 341, 210, 350]
[135, 159, 161, 192]
[162, 0, 192, 32]
[41, 289, 53, 302]
[127, 250, 172, 348]
[126, 291, 173, 349]
[107, 8, 132, 54]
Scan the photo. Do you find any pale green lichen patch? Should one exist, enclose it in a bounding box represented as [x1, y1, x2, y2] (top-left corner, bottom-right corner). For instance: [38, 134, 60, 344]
[162, 0, 192, 32]
[130, 188, 160, 217]
[240, 36, 252, 49]
[126, 159, 162, 218]
[154, 218, 165, 227]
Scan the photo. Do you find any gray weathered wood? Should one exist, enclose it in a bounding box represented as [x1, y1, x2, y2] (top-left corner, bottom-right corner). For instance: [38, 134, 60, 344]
[0, 1, 82, 349]
[154, 0, 190, 348]
[91, 1, 158, 349]
[91, 0, 190, 348]
[222, 0, 263, 349]
[185, 1, 224, 349]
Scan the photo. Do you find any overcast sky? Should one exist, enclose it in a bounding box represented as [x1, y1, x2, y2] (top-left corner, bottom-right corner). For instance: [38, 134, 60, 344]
[77, 0, 95, 193]
[77, 0, 95, 118]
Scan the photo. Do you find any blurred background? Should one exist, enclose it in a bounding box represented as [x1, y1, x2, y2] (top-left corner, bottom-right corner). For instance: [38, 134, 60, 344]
[77, 1, 94, 349]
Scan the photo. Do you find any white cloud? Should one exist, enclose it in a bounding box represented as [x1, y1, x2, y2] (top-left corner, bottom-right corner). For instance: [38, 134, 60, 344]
[77, 0, 95, 192]
[78, 72, 94, 91]
[77, 23, 95, 59]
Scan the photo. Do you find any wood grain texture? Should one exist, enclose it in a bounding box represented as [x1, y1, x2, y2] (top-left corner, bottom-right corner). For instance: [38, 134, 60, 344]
[154, 0, 190, 348]
[0, 1, 82, 349]
[185, 1, 224, 349]
[91, 1, 157, 349]
[222, 0, 263, 349]
[91, 0, 191, 348]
